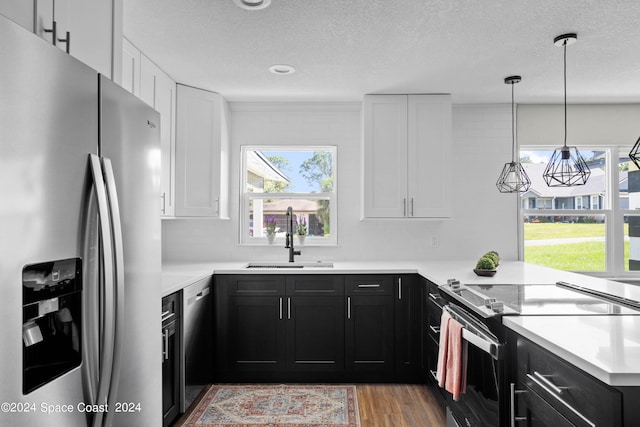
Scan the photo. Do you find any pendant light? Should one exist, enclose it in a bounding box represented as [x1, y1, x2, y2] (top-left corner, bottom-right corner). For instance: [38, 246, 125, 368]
[629, 137, 640, 168]
[542, 33, 591, 187]
[496, 75, 531, 193]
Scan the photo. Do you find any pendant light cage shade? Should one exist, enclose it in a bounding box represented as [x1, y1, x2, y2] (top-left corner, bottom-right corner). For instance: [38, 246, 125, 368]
[496, 161, 531, 193]
[542, 146, 591, 187]
[496, 75, 531, 193]
[543, 33, 591, 187]
[630, 136, 640, 169]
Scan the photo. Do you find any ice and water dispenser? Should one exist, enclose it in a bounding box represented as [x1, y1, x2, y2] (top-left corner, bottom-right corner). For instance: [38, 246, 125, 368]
[22, 258, 82, 394]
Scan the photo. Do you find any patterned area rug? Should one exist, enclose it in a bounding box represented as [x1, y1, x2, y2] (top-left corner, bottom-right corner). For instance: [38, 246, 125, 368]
[180, 384, 360, 427]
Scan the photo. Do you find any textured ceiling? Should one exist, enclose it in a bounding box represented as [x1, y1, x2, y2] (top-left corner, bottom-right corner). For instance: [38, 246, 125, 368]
[124, 0, 640, 103]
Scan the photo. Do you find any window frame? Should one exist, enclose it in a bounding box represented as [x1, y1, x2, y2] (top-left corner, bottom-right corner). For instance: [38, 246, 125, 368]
[519, 146, 636, 278]
[239, 145, 338, 246]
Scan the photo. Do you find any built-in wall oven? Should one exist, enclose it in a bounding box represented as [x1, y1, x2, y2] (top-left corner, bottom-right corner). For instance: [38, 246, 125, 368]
[436, 280, 640, 427]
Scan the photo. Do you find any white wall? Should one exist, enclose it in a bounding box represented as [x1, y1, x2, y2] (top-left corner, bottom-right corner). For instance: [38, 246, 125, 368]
[162, 103, 519, 262]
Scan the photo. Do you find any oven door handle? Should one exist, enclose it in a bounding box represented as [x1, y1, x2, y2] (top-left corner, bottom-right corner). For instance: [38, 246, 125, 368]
[461, 328, 503, 360]
[443, 304, 503, 360]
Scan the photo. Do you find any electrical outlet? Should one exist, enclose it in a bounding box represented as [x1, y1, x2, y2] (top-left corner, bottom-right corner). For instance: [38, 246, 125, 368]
[431, 236, 439, 248]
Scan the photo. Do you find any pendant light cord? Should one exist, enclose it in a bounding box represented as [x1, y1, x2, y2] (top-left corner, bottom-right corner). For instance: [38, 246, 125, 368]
[563, 39, 568, 149]
[511, 82, 516, 162]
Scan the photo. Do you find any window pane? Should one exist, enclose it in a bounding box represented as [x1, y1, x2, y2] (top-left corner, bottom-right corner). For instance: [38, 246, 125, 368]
[625, 216, 640, 272]
[245, 150, 334, 194]
[620, 148, 638, 210]
[248, 198, 331, 238]
[520, 149, 607, 209]
[523, 215, 606, 272]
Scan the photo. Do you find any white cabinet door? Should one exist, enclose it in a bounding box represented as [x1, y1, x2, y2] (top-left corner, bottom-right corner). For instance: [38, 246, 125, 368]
[407, 95, 452, 218]
[140, 55, 176, 216]
[175, 84, 228, 217]
[363, 94, 452, 218]
[0, 1, 35, 32]
[33, 0, 54, 43]
[67, 0, 114, 76]
[30, 0, 115, 77]
[121, 37, 141, 96]
[363, 95, 408, 218]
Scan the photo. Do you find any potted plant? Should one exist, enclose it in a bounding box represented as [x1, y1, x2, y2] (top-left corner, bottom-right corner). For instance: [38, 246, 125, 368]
[265, 216, 276, 244]
[474, 251, 499, 276]
[297, 215, 307, 245]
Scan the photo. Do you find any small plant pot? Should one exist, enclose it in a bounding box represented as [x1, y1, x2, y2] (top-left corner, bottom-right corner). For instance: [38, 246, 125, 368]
[297, 234, 306, 245]
[266, 234, 275, 245]
[473, 268, 497, 277]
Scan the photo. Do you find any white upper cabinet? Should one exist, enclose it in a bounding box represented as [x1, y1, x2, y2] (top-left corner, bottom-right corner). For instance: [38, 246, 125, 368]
[121, 37, 141, 97]
[363, 95, 409, 218]
[1, 0, 119, 78]
[363, 94, 452, 218]
[140, 55, 177, 217]
[175, 84, 229, 218]
[0, 2, 35, 32]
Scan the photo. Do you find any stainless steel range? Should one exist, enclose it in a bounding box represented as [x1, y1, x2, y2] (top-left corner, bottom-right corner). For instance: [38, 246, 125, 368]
[439, 280, 640, 319]
[434, 280, 640, 427]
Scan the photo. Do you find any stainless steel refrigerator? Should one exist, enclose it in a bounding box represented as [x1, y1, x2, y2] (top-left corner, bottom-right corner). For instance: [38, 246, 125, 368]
[0, 16, 162, 427]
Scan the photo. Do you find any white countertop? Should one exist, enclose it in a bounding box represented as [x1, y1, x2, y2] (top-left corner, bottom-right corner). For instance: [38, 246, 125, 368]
[504, 315, 640, 386]
[161, 259, 640, 385]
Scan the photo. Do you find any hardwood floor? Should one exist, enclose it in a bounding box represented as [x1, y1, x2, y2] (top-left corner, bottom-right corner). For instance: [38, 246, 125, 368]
[173, 383, 446, 427]
[357, 384, 445, 427]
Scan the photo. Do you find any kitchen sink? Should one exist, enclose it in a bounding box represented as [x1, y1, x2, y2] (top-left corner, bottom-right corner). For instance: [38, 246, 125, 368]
[244, 261, 334, 269]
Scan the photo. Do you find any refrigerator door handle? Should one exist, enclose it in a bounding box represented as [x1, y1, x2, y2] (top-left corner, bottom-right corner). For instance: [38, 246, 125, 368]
[81, 166, 100, 407]
[101, 158, 126, 427]
[88, 154, 116, 427]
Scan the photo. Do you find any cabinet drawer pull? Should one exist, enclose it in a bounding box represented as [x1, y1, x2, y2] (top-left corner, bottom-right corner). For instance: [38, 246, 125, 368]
[398, 278, 402, 300]
[357, 284, 381, 288]
[509, 383, 527, 427]
[279, 297, 283, 320]
[428, 292, 443, 306]
[526, 373, 595, 427]
[347, 297, 351, 319]
[287, 297, 291, 320]
[58, 30, 70, 54]
[43, 20, 58, 46]
[162, 329, 169, 361]
[532, 371, 567, 395]
[161, 310, 174, 323]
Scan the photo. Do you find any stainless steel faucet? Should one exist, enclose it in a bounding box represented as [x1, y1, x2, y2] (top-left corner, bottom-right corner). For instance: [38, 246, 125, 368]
[285, 206, 301, 262]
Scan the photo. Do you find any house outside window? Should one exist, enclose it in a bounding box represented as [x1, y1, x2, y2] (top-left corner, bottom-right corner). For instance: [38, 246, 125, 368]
[240, 146, 337, 246]
[520, 147, 637, 277]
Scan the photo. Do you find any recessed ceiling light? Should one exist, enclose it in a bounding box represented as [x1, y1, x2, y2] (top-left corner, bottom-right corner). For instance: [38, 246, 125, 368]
[269, 64, 296, 75]
[233, 0, 271, 11]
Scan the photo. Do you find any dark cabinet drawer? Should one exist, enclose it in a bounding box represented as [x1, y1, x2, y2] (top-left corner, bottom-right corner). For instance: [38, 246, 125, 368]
[285, 275, 344, 296]
[516, 335, 622, 427]
[345, 275, 393, 295]
[220, 274, 286, 295]
[515, 383, 576, 427]
[426, 287, 444, 311]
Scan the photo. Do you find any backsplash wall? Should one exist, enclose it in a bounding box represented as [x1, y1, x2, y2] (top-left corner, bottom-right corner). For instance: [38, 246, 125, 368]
[162, 103, 518, 262]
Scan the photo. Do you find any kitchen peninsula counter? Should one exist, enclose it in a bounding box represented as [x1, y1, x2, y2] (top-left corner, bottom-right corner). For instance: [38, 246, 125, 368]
[504, 315, 640, 386]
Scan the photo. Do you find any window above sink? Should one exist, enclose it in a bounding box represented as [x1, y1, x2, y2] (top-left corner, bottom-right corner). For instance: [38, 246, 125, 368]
[240, 146, 337, 247]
